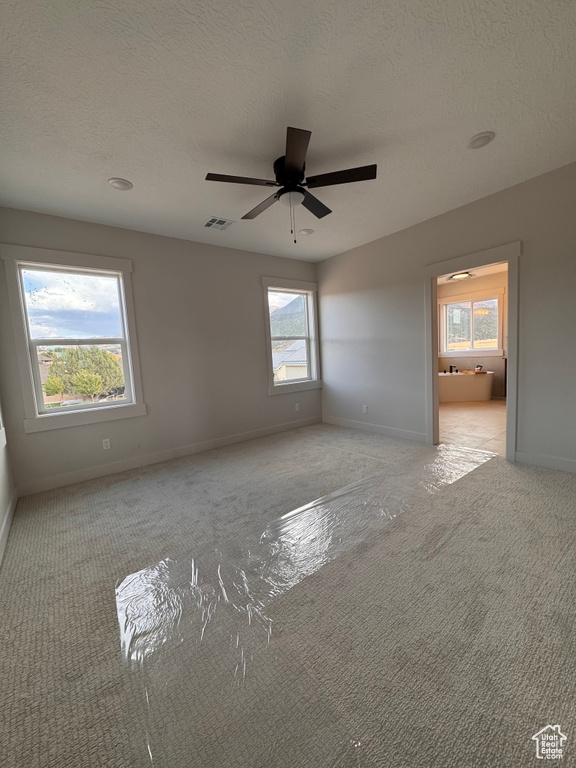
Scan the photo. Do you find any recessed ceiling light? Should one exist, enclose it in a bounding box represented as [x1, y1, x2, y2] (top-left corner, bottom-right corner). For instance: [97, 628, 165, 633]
[467, 131, 495, 150]
[298, 228, 314, 235]
[448, 271, 474, 281]
[108, 177, 134, 190]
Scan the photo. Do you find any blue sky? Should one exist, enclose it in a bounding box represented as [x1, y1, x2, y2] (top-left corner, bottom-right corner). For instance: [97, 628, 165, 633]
[22, 268, 122, 339]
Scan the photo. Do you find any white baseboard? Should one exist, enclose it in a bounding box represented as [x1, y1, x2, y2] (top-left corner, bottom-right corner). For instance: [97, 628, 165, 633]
[515, 451, 576, 474]
[322, 415, 428, 444]
[0, 493, 18, 566]
[18, 417, 321, 496]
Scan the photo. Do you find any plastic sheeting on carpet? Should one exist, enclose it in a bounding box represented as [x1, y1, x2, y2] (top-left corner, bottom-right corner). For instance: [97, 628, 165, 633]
[116, 444, 494, 767]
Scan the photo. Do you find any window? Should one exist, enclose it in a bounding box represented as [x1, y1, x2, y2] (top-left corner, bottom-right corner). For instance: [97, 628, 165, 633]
[262, 277, 320, 395]
[439, 293, 503, 356]
[2, 245, 146, 432]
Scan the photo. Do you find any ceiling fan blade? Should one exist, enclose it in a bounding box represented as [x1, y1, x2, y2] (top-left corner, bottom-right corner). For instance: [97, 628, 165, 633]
[206, 173, 278, 187]
[285, 127, 311, 176]
[302, 191, 332, 219]
[306, 164, 377, 189]
[241, 192, 279, 219]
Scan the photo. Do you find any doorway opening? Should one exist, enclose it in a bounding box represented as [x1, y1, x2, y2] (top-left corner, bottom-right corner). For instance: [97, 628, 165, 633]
[437, 262, 507, 454]
[424, 242, 520, 462]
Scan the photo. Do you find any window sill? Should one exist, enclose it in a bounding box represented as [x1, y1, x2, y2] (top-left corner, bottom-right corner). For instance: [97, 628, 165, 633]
[23, 402, 147, 433]
[440, 349, 504, 358]
[268, 380, 322, 396]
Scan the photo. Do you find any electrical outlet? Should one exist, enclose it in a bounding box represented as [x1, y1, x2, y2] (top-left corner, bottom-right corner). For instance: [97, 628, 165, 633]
[362, 405, 368, 414]
[102, 438, 111, 450]
[295, 403, 300, 412]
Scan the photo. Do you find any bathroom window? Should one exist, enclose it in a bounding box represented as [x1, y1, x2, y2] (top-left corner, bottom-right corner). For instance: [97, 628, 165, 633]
[440, 294, 503, 356]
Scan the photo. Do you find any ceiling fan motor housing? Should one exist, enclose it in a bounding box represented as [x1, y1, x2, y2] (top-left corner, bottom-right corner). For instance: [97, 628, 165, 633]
[274, 155, 305, 187]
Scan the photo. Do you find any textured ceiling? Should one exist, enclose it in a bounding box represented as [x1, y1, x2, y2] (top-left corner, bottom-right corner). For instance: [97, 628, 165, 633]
[1, 0, 576, 261]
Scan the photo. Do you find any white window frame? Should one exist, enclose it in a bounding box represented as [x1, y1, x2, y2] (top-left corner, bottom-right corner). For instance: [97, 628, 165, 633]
[1, 244, 146, 433]
[438, 288, 505, 357]
[0, 398, 6, 449]
[262, 276, 321, 396]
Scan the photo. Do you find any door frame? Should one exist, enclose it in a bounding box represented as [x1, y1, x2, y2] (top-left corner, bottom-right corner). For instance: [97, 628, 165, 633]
[424, 241, 520, 461]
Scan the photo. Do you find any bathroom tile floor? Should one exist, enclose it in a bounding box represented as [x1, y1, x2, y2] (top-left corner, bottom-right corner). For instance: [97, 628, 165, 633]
[439, 399, 507, 455]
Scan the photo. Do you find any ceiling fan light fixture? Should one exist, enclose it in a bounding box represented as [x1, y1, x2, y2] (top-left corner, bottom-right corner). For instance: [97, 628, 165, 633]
[298, 228, 314, 235]
[279, 189, 306, 207]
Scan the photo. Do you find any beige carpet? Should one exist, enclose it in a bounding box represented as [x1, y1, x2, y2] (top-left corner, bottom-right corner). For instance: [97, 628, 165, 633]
[270, 457, 576, 767]
[1, 425, 575, 767]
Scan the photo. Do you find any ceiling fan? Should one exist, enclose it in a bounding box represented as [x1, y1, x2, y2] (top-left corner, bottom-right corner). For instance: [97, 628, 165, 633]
[205, 127, 377, 220]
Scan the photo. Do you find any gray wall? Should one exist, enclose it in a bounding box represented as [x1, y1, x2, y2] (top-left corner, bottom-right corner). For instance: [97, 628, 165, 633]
[318, 162, 576, 471]
[0, 208, 321, 494]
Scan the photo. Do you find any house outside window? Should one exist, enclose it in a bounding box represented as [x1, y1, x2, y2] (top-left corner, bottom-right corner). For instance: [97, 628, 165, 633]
[2, 245, 146, 433]
[262, 277, 321, 395]
[439, 292, 504, 357]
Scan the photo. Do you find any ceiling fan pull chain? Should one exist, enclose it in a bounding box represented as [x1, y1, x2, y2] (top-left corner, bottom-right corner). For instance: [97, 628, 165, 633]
[290, 203, 297, 244]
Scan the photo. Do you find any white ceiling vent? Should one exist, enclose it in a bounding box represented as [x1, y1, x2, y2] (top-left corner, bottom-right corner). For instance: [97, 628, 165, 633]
[204, 217, 234, 231]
